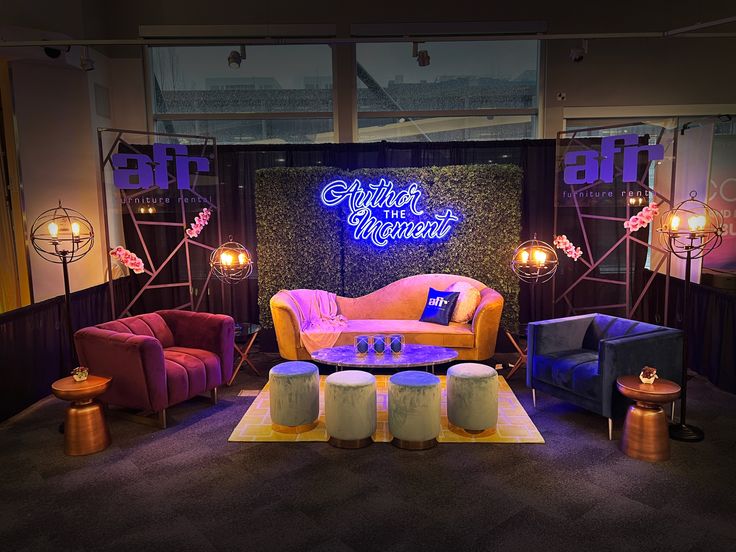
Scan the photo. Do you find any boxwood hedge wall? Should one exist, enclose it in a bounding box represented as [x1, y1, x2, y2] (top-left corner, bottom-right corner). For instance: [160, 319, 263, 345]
[256, 164, 522, 330]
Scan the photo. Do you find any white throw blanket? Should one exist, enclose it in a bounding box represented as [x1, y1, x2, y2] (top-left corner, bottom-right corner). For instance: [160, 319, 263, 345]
[281, 290, 347, 353]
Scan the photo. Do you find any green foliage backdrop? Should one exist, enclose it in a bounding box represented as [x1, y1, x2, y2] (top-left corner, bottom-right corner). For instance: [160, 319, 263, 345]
[256, 164, 522, 330]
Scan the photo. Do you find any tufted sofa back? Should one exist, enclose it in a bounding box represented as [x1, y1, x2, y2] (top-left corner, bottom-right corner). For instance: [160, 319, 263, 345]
[97, 313, 175, 348]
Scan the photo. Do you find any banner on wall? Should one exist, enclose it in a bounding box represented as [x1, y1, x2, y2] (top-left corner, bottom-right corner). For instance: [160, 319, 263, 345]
[98, 129, 221, 318]
[704, 135, 736, 271]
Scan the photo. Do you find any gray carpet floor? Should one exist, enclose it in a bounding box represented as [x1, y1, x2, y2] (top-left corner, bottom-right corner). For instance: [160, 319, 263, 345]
[1, 350, 735, 552]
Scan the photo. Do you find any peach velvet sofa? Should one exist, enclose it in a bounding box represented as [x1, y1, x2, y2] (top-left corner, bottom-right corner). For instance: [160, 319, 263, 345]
[270, 274, 504, 361]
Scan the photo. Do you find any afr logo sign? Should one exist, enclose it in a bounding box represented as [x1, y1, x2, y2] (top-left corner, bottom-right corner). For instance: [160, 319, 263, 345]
[563, 134, 664, 185]
[112, 144, 210, 190]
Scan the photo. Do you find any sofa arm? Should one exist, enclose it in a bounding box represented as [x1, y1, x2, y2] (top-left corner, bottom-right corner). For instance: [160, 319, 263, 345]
[158, 310, 235, 382]
[74, 327, 167, 412]
[270, 291, 303, 360]
[471, 289, 504, 359]
[600, 329, 684, 389]
[527, 314, 596, 356]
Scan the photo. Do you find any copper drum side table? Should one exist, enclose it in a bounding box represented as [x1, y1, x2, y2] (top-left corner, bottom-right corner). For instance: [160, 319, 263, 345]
[51, 375, 112, 456]
[617, 375, 681, 462]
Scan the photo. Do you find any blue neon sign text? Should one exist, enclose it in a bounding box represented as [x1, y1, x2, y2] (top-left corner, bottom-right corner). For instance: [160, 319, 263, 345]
[320, 178, 459, 247]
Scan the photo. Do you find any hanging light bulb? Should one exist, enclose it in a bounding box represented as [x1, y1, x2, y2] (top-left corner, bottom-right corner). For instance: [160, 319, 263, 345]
[670, 215, 680, 232]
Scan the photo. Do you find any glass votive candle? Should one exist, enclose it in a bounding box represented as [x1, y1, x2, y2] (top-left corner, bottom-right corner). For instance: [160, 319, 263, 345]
[373, 335, 387, 354]
[355, 335, 369, 356]
[390, 334, 404, 354]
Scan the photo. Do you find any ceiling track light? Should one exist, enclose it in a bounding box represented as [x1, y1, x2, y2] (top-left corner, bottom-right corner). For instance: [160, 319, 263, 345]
[228, 45, 246, 69]
[411, 41, 430, 67]
[569, 39, 588, 63]
[80, 46, 95, 72]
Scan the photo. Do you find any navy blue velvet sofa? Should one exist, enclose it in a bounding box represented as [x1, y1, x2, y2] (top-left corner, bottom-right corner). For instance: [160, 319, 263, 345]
[527, 313, 683, 439]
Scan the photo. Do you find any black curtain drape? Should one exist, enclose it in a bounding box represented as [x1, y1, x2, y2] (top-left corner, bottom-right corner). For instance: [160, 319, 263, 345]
[0, 277, 135, 421]
[639, 270, 736, 393]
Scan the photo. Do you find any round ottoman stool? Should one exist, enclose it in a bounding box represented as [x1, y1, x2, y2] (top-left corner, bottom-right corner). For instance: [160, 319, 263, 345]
[447, 363, 498, 436]
[269, 361, 319, 433]
[325, 370, 376, 449]
[388, 370, 441, 450]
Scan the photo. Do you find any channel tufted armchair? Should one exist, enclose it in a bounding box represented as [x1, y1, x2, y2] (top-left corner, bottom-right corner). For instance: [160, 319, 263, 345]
[527, 313, 683, 439]
[74, 310, 234, 428]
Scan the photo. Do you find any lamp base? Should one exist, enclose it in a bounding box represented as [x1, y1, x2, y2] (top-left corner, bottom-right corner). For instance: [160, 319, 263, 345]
[669, 422, 704, 442]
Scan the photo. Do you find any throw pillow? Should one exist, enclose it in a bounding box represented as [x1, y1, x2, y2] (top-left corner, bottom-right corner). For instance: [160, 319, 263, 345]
[446, 281, 482, 324]
[419, 287, 460, 326]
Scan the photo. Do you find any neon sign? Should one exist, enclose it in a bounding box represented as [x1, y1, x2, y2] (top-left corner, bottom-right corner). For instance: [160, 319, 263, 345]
[320, 178, 459, 247]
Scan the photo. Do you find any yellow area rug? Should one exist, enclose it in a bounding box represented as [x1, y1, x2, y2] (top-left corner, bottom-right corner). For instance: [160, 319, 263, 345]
[229, 375, 544, 444]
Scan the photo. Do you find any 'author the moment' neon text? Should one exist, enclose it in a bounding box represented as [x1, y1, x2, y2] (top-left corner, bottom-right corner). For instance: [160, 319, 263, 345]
[320, 178, 459, 247]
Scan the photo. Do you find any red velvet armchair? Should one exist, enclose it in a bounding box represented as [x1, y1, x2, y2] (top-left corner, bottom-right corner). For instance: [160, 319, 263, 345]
[74, 310, 235, 428]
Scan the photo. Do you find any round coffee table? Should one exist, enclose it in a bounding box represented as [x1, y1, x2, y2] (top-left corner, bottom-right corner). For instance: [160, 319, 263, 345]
[51, 375, 112, 456]
[311, 344, 458, 373]
[617, 375, 681, 462]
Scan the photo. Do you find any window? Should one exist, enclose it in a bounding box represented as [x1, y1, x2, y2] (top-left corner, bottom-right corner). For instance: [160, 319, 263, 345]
[150, 45, 334, 144]
[148, 40, 540, 144]
[356, 41, 539, 142]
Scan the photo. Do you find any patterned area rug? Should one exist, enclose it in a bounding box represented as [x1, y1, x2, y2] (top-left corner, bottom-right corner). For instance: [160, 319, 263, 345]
[229, 375, 544, 444]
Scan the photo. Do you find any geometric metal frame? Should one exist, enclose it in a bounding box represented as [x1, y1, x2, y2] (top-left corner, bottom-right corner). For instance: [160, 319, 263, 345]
[553, 121, 676, 324]
[96, 128, 222, 319]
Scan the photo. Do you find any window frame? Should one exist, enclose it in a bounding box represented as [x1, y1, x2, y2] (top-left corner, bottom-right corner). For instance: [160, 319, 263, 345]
[145, 40, 542, 144]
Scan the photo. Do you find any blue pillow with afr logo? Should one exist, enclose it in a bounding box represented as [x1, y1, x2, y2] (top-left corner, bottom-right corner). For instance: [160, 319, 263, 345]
[419, 287, 460, 326]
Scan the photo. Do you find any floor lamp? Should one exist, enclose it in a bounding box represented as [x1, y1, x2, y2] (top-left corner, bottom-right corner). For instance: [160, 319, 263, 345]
[657, 191, 724, 442]
[508, 235, 559, 378]
[30, 202, 95, 364]
[210, 237, 256, 384]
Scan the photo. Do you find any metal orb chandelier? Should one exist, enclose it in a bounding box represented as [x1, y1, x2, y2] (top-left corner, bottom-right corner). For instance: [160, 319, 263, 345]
[30, 201, 94, 264]
[511, 235, 559, 284]
[210, 237, 253, 284]
[657, 190, 725, 260]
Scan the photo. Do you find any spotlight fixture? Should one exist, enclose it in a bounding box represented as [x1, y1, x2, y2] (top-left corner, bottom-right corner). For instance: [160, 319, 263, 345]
[569, 39, 588, 63]
[80, 46, 95, 72]
[228, 45, 246, 69]
[657, 191, 725, 442]
[411, 42, 430, 67]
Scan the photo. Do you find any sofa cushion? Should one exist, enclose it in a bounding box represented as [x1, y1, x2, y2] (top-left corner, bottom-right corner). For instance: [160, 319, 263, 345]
[582, 314, 662, 350]
[303, 319, 475, 349]
[446, 281, 481, 323]
[163, 347, 221, 405]
[419, 288, 460, 325]
[98, 313, 175, 348]
[533, 349, 601, 401]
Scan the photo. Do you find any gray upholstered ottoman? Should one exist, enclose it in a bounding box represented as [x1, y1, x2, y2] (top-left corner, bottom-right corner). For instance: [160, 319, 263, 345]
[269, 361, 319, 433]
[388, 370, 441, 450]
[447, 363, 498, 435]
[325, 370, 376, 448]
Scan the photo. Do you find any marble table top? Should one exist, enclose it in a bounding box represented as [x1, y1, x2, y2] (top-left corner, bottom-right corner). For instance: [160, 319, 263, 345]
[311, 344, 458, 369]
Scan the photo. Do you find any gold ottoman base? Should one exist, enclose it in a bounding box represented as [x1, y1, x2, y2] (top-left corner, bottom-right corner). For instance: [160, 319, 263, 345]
[448, 423, 496, 438]
[272, 421, 318, 434]
[391, 437, 438, 450]
[328, 436, 373, 449]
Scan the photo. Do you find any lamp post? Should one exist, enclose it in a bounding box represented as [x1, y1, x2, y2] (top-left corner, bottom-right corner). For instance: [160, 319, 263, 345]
[657, 190, 724, 442]
[507, 235, 559, 378]
[30, 202, 95, 363]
